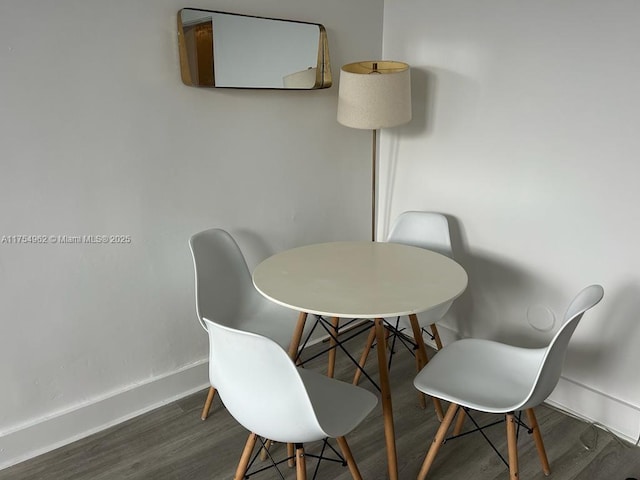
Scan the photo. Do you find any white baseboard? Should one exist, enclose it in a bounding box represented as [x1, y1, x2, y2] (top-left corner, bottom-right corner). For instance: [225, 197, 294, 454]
[547, 376, 640, 445]
[0, 333, 328, 472]
[0, 360, 210, 471]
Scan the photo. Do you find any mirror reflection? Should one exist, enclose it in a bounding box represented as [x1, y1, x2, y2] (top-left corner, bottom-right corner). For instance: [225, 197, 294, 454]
[177, 9, 331, 89]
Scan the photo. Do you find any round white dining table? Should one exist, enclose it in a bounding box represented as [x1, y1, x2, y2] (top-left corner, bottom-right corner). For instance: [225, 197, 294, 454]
[252, 241, 468, 480]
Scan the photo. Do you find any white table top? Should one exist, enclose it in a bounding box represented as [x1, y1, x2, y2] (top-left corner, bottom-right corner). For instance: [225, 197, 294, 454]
[252, 241, 468, 319]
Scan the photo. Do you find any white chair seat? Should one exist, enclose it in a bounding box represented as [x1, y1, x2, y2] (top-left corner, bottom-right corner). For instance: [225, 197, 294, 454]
[299, 368, 378, 440]
[414, 338, 546, 413]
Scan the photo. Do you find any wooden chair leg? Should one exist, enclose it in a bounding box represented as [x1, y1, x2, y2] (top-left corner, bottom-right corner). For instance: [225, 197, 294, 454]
[200, 386, 216, 420]
[409, 314, 444, 420]
[288, 442, 295, 468]
[526, 408, 551, 475]
[259, 439, 273, 461]
[336, 436, 363, 480]
[452, 408, 467, 435]
[417, 402, 459, 480]
[288, 312, 308, 363]
[506, 413, 519, 480]
[295, 444, 307, 480]
[352, 326, 376, 385]
[433, 398, 445, 421]
[430, 323, 444, 350]
[234, 432, 257, 480]
[328, 317, 339, 378]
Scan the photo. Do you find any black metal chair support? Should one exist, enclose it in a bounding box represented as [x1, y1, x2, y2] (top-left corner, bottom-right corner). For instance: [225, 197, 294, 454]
[443, 408, 531, 468]
[314, 316, 382, 392]
[295, 314, 441, 393]
[301, 315, 440, 391]
[243, 437, 346, 480]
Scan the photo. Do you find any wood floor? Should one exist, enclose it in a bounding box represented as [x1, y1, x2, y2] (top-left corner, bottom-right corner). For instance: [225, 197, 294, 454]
[2, 334, 638, 480]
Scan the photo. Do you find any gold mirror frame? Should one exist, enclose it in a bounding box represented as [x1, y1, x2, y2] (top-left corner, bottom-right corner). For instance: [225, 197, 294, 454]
[177, 9, 331, 89]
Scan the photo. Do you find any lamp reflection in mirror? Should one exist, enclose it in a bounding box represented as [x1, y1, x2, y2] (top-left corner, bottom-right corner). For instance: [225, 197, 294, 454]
[337, 61, 411, 241]
[283, 67, 318, 88]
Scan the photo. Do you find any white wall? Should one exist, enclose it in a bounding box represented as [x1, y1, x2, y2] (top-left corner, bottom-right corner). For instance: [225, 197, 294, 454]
[382, 0, 640, 443]
[0, 0, 384, 467]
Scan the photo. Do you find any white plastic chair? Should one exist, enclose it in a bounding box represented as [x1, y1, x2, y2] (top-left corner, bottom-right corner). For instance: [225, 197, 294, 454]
[189, 228, 300, 420]
[386, 211, 454, 348]
[413, 284, 604, 480]
[352, 212, 454, 415]
[203, 317, 378, 480]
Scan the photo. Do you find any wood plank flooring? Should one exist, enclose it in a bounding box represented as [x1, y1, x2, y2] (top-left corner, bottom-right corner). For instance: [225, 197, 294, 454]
[2, 333, 638, 480]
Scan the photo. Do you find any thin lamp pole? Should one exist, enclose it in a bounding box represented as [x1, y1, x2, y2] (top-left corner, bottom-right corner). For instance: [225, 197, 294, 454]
[371, 129, 377, 242]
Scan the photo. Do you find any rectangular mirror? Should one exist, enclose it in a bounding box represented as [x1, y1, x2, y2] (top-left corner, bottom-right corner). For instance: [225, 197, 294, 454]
[177, 9, 331, 89]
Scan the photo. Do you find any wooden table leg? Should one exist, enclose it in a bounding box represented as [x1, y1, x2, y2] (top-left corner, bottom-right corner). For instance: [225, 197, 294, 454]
[286, 311, 308, 467]
[374, 318, 398, 480]
[353, 326, 376, 385]
[414, 353, 427, 409]
[288, 311, 308, 362]
[409, 314, 444, 420]
[327, 317, 339, 378]
[408, 314, 428, 409]
[336, 436, 363, 480]
[408, 314, 428, 368]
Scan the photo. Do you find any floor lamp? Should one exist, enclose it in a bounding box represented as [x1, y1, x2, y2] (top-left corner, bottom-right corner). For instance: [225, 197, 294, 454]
[337, 61, 412, 241]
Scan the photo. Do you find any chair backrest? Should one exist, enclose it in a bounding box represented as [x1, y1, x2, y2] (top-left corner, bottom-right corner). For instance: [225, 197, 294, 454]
[189, 229, 259, 331]
[203, 317, 326, 443]
[523, 284, 604, 409]
[388, 212, 454, 326]
[387, 211, 452, 258]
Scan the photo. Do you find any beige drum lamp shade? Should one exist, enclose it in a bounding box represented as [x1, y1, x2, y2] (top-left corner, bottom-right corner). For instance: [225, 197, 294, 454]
[337, 60, 412, 241]
[337, 61, 412, 129]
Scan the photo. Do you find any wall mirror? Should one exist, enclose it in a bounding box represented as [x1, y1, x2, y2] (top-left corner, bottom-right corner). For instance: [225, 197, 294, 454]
[177, 9, 331, 89]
